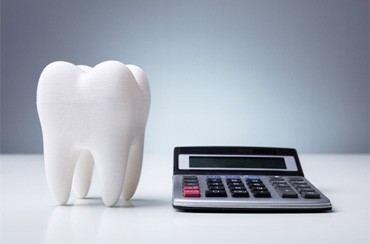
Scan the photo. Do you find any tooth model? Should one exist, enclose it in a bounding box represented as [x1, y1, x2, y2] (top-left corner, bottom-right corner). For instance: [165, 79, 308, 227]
[37, 61, 150, 206]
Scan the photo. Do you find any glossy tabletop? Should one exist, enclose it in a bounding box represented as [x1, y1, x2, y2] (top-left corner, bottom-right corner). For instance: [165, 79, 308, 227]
[1, 154, 369, 243]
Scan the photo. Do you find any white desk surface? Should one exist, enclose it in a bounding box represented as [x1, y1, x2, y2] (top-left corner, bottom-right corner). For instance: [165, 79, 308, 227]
[1, 154, 369, 244]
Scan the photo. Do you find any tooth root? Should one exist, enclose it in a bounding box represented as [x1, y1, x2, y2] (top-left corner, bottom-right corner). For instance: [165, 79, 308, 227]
[43, 145, 79, 205]
[92, 145, 130, 207]
[121, 139, 144, 200]
[72, 150, 94, 199]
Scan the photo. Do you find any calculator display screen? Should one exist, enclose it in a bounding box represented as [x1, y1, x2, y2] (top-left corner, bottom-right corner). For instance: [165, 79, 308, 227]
[189, 156, 287, 169]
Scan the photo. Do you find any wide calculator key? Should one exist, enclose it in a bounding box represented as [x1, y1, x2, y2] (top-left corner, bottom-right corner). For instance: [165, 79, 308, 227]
[229, 186, 247, 191]
[275, 186, 298, 198]
[253, 191, 271, 198]
[183, 190, 201, 197]
[183, 186, 200, 191]
[301, 192, 321, 199]
[299, 188, 316, 194]
[208, 186, 225, 190]
[205, 190, 227, 197]
[249, 186, 268, 191]
[226, 178, 242, 184]
[231, 190, 249, 198]
[183, 182, 199, 187]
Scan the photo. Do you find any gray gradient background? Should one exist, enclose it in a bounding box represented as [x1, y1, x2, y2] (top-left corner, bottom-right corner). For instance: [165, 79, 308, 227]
[1, 0, 369, 154]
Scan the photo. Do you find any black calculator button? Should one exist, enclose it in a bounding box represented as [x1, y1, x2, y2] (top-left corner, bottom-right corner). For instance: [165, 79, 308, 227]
[207, 180, 222, 184]
[301, 192, 321, 199]
[205, 190, 227, 197]
[289, 177, 304, 182]
[293, 183, 309, 188]
[226, 178, 242, 183]
[299, 188, 316, 194]
[250, 186, 268, 192]
[183, 176, 198, 180]
[246, 179, 263, 184]
[247, 182, 264, 187]
[253, 191, 271, 198]
[229, 186, 247, 191]
[208, 186, 225, 190]
[207, 182, 224, 187]
[231, 190, 249, 198]
[275, 187, 298, 198]
[227, 182, 244, 187]
[295, 186, 312, 192]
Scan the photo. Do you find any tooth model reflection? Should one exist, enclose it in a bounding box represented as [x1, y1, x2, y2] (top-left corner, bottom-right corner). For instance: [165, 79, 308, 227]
[37, 61, 151, 206]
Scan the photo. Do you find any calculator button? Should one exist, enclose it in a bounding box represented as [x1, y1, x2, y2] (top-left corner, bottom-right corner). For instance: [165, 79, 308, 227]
[289, 177, 304, 182]
[183, 176, 198, 180]
[226, 179, 242, 183]
[182, 179, 198, 184]
[207, 182, 224, 187]
[293, 183, 309, 188]
[301, 192, 321, 199]
[297, 188, 316, 194]
[249, 186, 268, 192]
[207, 176, 221, 180]
[247, 182, 264, 187]
[208, 186, 225, 190]
[183, 182, 199, 186]
[246, 179, 263, 184]
[206, 179, 223, 183]
[270, 180, 286, 185]
[225, 176, 241, 179]
[272, 183, 290, 187]
[183, 190, 201, 197]
[275, 187, 298, 198]
[227, 182, 244, 187]
[229, 186, 247, 191]
[231, 190, 249, 198]
[183, 186, 200, 191]
[205, 190, 227, 197]
[244, 176, 260, 181]
[252, 191, 271, 198]
[270, 177, 284, 182]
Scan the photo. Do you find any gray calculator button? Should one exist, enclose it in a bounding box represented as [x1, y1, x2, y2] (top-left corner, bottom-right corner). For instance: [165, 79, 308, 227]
[272, 183, 290, 187]
[299, 188, 316, 194]
[301, 192, 321, 199]
[275, 186, 298, 198]
[293, 183, 310, 188]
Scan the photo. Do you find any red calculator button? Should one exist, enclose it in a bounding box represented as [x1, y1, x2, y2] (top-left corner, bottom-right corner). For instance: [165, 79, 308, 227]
[183, 190, 201, 197]
[183, 186, 200, 191]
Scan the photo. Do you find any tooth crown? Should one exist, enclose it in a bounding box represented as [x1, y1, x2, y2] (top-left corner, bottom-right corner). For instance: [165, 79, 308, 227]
[37, 61, 150, 206]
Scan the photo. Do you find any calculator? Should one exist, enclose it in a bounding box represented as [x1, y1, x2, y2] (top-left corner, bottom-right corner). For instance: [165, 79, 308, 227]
[172, 146, 332, 211]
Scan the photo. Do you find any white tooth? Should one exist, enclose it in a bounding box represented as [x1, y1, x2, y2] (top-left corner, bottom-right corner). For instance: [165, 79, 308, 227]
[121, 64, 150, 200]
[72, 150, 94, 199]
[72, 65, 94, 200]
[37, 61, 151, 206]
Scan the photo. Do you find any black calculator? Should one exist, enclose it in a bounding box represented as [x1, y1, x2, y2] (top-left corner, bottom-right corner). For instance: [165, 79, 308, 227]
[172, 146, 332, 211]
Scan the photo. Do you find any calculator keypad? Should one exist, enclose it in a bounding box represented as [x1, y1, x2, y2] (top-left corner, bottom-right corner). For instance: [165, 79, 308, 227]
[245, 177, 271, 198]
[226, 176, 249, 198]
[181, 175, 321, 200]
[205, 176, 227, 197]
